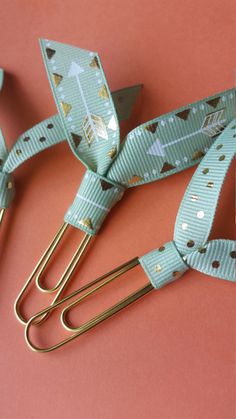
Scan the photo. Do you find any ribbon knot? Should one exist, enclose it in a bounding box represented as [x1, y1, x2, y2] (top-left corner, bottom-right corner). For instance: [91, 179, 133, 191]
[65, 170, 125, 234]
[39, 39, 235, 237]
[140, 241, 189, 289]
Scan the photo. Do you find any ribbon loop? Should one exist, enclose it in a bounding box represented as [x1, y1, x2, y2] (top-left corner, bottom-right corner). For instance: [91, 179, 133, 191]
[108, 89, 235, 187]
[64, 170, 125, 235]
[139, 241, 188, 289]
[40, 39, 120, 175]
[174, 118, 236, 255]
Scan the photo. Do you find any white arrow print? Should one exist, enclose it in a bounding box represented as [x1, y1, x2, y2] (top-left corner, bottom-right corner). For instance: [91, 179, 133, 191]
[68, 61, 99, 143]
[147, 115, 226, 157]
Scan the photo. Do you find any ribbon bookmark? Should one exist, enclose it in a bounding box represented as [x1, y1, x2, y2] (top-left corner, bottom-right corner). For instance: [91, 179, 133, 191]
[15, 39, 236, 327]
[24, 117, 236, 352]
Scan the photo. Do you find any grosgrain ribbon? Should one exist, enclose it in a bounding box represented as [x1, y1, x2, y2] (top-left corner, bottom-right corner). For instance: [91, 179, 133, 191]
[139, 119, 236, 286]
[0, 68, 140, 210]
[40, 39, 236, 235]
[0, 113, 65, 209]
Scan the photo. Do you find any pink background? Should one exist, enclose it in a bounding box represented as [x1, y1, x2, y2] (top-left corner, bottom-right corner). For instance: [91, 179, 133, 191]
[0, 1, 235, 418]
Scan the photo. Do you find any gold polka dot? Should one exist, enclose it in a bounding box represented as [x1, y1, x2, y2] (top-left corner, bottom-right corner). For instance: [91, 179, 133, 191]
[158, 246, 165, 252]
[16, 149, 22, 156]
[202, 168, 209, 174]
[230, 251, 236, 259]
[7, 181, 13, 189]
[212, 260, 220, 268]
[191, 194, 198, 202]
[187, 240, 195, 248]
[207, 181, 214, 188]
[173, 271, 181, 278]
[216, 144, 223, 150]
[154, 264, 162, 273]
[23, 136, 30, 142]
[182, 222, 188, 230]
[197, 210, 205, 219]
[198, 247, 206, 254]
[219, 155, 225, 161]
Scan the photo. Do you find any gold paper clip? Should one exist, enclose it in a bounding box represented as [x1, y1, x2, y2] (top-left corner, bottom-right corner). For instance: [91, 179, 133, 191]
[0, 208, 6, 226]
[14, 222, 93, 324]
[14, 83, 142, 325]
[25, 257, 153, 352]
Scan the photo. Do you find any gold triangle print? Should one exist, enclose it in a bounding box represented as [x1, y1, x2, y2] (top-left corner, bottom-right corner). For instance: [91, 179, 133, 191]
[60, 101, 72, 117]
[176, 109, 191, 120]
[71, 133, 82, 147]
[107, 146, 117, 159]
[52, 73, 63, 87]
[78, 218, 93, 229]
[191, 150, 205, 160]
[128, 175, 143, 185]
[46, 48, 56, 59]
[98, 85, 109, 99]
[89, 56, 100, 69]
[206, 97, 220, 109]
[100, 180, 113, 191]
[160, 162, 176, 173]
[145, 122, 158, 133]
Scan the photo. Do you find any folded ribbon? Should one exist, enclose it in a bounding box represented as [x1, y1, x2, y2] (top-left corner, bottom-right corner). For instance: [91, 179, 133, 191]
[40, 39, 236, 235]
[140, 119, 236, 286]
[0, 71, 140, 211]
[24, 118, 235, 352]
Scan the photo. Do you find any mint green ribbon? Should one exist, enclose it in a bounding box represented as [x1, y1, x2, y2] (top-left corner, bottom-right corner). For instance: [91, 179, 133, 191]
[40, 39, 236, 235]
[0, 67, 140, 210]
[139, 119, 236, 286]
[0, 113, 65, 208]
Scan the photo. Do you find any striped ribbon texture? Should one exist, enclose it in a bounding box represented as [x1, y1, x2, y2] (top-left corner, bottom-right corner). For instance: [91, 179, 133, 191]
[139, 119, 236, 287]
[40, 39, 235, 235]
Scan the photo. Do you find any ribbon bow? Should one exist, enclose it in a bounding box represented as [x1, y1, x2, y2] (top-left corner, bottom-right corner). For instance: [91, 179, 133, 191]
[40, 39, 236, 236]
[24, 117, 235, 352]
[17, 39, 235, 327]
[0, 70, 140, 220]
[140, 119, 236, 286]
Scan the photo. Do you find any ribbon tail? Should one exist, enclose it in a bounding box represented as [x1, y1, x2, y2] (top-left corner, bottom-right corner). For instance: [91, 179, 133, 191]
[3, 114, 65, 173]
[107, 88, 235, 187]
[185, 239, 236, 282]
[40, 39, 120, 175]
[112, 84, 142, 122]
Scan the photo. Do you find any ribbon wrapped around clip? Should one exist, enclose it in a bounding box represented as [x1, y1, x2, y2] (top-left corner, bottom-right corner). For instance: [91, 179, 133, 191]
[40, 39, 235, 235]
[24, 117, 235, 353]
